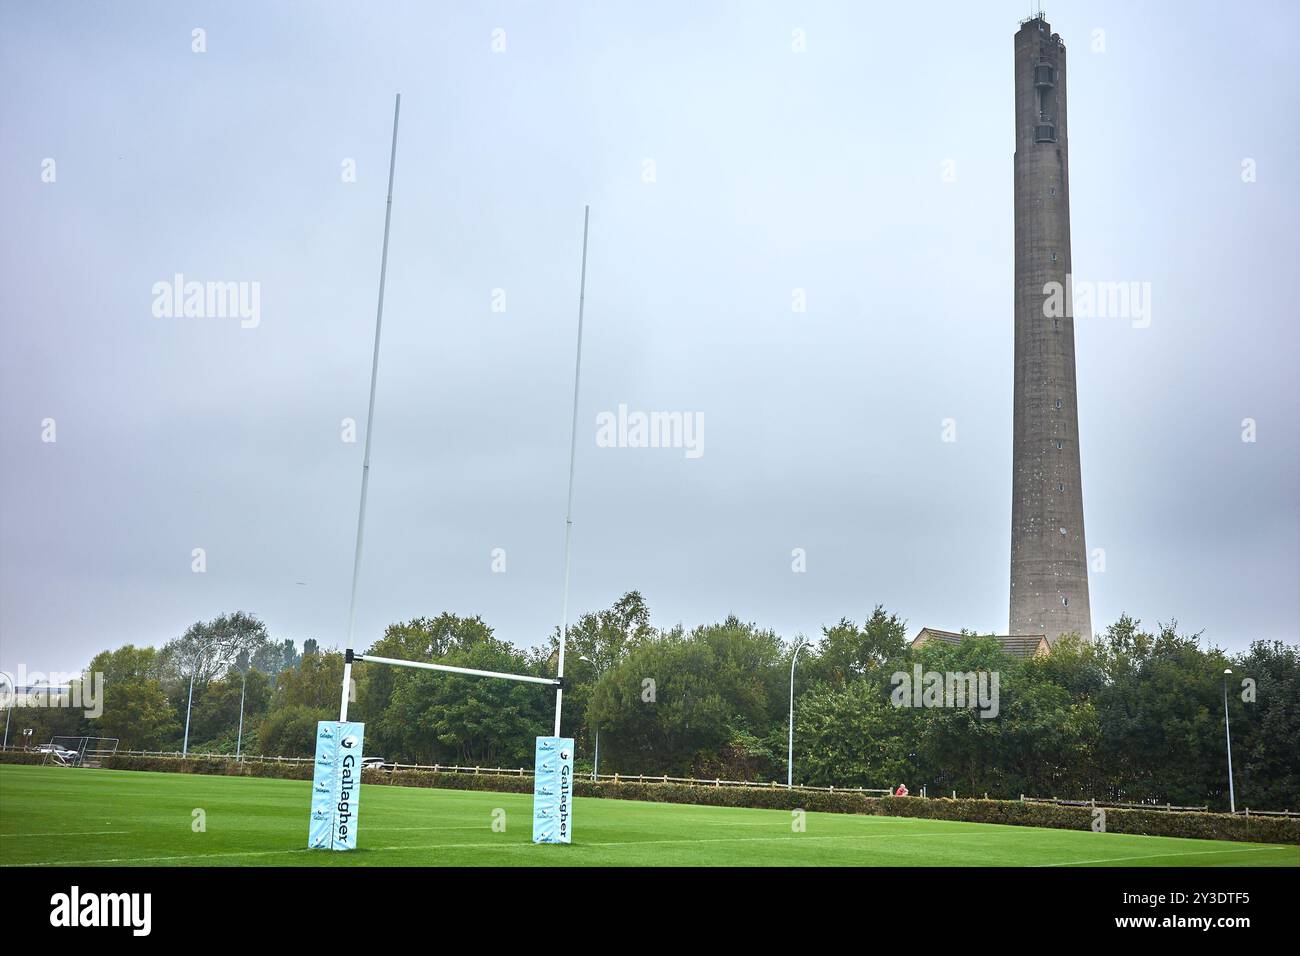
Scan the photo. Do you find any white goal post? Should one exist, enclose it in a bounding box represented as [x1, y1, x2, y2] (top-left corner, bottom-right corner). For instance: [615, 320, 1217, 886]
[329, 648, 575, 847]
[44, 735, 120, 768]
[311, 94, 586, 850]
[338, 649, 561, 721]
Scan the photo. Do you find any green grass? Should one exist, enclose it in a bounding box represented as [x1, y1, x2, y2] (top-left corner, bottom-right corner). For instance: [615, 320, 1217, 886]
[1, 765, 1296, 867]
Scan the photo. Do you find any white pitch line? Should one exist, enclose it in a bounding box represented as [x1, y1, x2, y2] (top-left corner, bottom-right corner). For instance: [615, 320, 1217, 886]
[367, 826, 499, 832]
[10, 830, 1296, 869]
[0, 833, 964, 867]
[9, 846, 320, 867]
[2, 830, 1246, 868]
[0, 830, 130, 838]
[1033, 846, 1296, 867]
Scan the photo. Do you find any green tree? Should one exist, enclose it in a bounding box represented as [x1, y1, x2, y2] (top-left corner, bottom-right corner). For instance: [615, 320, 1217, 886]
[258, 704, 331, 757]
[189, 668, 272, 749]
[356, 615, 549, 766]
[800, 683, 913, 789]
[84, 645, 178, 749]
[588, 616, 786, 776]
[810, 605, 909, 688]
[1229, 640, 1299, 811]
[555, 591, 657, 762]
[273, 650, 344, 711]
[255, 651, 346, 756]
[161, 612, 269, 690]
[252, 639, 301, 681]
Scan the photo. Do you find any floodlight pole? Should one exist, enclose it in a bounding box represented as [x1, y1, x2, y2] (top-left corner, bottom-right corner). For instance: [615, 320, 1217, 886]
[1223, 667, 1236, 814]
[181, 671, 194, 757]
[787, 639, 810, 788]
[579, 654, 602, 779]
[554, 205, 590, 738]
[341, 92, 402, 724]
[235, 668, 247, 761]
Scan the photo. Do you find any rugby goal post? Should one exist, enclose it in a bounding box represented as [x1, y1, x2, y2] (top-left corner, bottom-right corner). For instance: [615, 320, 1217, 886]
[43, 735, 120, 768]
[316, 649, 573, 850]
[313, 90, 588, 852]
[340, 650, 561, 709]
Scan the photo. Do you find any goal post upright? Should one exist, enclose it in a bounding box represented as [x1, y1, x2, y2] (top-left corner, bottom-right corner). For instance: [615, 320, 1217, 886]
[323, 194, 591, 848]
[340, 651, 353, 721]
[341, 91, 401, 724]
[554, 204, 590, 738]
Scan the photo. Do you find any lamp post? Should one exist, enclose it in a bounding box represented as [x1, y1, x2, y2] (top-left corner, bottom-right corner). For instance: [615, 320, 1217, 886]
[1223, 667, 1236, 814]
[181, 642, 209, 758]
[1, 673, 13, 749]
[788, 638, 811, 789]
[182, 671, 195, 757]
[235, 667, 248, 762]
[578, 654, 602, 780]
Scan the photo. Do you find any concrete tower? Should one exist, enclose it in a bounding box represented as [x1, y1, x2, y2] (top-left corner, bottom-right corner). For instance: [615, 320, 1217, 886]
[1009, 15, 1092, 644]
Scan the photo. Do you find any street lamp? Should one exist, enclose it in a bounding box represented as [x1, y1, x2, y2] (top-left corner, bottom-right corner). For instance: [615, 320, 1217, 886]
[1222, 667, 1236, 814]
[182, 669, 195, 757]
[1, 673, 14, 750]
[578, 655, 602, 780]
[181, 643, 210, 758]
[788, 638, 811, 789]
[235, 656, 250, 762]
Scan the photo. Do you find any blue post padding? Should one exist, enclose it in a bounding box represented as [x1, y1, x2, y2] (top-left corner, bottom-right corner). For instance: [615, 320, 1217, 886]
[532, 736, 574, 844]
[308, 721, 364, 850]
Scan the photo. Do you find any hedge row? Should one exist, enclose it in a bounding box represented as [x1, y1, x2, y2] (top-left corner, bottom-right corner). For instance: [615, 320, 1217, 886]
[104, 754, 315, 780]
[572, 781, 1300, 845]
[5, 751, 1296, 845]
[0, 751, 48, 766]
[0, 750, 315, 778]
[576, 780, 1299, 845]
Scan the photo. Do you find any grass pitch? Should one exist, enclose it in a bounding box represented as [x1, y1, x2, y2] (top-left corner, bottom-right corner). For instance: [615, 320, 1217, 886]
[1, 765, 1295, 867]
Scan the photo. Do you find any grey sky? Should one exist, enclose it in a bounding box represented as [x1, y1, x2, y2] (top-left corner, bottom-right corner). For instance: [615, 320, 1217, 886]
[2, 0, 1297, 676]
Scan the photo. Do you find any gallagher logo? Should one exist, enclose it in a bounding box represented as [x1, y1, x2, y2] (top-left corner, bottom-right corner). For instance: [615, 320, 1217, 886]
[558, 761, 572, 838]
[336, 756, 357, 842]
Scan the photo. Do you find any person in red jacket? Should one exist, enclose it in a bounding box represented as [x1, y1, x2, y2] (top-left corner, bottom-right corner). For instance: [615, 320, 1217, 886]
[894, 784, 909, 797]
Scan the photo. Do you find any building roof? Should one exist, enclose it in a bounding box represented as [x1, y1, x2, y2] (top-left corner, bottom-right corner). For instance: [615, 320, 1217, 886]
[911, 628, 1049, 660]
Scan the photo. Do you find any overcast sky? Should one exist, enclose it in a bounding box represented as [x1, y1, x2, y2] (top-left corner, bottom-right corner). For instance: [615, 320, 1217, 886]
[2, 0, 1297, 677]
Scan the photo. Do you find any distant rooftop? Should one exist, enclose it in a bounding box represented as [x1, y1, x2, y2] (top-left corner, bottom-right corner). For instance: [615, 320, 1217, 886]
[912, 628, 1049, 661]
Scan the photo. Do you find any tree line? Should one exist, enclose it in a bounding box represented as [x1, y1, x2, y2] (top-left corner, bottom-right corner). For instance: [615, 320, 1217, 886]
[13, 593, 1297, 811]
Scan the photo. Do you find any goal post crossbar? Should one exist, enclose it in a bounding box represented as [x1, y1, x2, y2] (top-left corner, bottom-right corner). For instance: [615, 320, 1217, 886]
[340, 649, 560, 720]
[356, 653, 561, 686]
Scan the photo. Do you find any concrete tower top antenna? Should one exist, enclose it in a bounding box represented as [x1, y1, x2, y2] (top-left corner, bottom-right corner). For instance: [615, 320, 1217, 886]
[1022, 4, 1047, 26]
